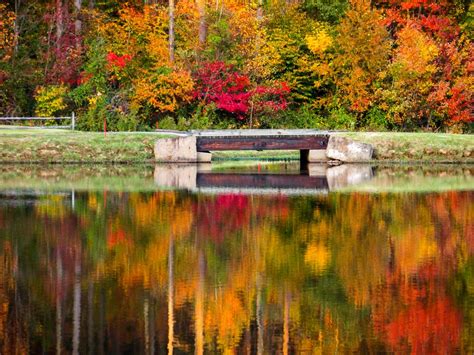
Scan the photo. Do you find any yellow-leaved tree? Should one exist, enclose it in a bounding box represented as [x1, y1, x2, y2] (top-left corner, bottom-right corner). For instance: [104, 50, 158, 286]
[331, 0, 392, 119]
[383, 24, 440, 128]
[34, 85, 69, 117]
[95, 5, 194, 119]
[0, 3, 16, 87]
[0, 4, 15, 62]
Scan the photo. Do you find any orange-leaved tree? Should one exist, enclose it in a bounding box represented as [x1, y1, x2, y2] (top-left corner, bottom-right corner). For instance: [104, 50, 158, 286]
[331, 0, 392, 121]
[0, 4, 16, 85]
[383, 23, 439, 128]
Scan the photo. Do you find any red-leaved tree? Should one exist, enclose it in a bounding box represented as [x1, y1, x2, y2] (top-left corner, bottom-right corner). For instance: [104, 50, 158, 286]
[44, 1, 82, 85]
[192, 61, 290, 124]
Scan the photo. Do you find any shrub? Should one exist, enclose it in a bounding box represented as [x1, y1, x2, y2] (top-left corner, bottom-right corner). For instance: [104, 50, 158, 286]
[34, 85, 70, 117]
[363, 107, 389, 131]
[76, 93, 139, 132]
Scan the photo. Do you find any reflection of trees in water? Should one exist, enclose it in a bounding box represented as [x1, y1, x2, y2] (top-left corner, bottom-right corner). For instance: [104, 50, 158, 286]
[0, 191, 472, 353]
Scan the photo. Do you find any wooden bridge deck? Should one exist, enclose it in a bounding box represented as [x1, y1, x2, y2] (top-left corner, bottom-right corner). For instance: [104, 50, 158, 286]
[196, 135, 329, 151]
[169, 129, 331, 152]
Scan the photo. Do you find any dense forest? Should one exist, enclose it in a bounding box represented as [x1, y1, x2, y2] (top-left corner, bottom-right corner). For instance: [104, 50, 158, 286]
[0, 0, 472, 131]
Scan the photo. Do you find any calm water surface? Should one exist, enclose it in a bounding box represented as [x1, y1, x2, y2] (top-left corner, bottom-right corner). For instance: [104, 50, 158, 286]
[0, 164, 472, 353]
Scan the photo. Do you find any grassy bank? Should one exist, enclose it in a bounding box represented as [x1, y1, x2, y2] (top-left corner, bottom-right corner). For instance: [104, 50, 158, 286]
[0, 128, 472, 163]
[0, 129, 168, 163]
[339, 132, 473, 162]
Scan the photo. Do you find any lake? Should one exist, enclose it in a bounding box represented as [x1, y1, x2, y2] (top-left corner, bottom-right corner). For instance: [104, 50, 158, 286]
[0, 164, 472, 353]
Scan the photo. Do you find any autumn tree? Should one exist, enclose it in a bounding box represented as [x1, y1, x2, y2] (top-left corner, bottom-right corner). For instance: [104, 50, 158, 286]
[0, 0, 471, 130]
[169, 0, 175, 62]
[331, 0, 392, 121]
[0, 3, 15, 100]
[0, 4, 16, 63]
[377, 0, 473, 128]
[382, 24, 439, 128]
[302, 0, 348, 23]
[258, 4, 319, 103]
[196, 0, 206, 49]
[71, 5, 194, 129]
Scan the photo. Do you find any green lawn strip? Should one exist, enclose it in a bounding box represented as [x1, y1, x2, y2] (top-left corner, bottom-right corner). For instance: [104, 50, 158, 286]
[212, 150, 299, 161]
[339, 132, 474, 161]
[0, 130, 170, 163]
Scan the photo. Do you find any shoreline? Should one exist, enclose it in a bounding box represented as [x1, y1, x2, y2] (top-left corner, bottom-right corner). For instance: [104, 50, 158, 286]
[0, 129, 472, 164]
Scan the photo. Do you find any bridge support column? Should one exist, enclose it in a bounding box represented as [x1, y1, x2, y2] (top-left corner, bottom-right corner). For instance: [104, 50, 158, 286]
[300, 149, 328, 169]
[307, 150, 328, 162]
[155, 136, 198, 162]
[197, 152, 212, 163]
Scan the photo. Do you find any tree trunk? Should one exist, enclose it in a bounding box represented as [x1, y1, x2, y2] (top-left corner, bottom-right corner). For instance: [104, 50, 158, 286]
[254, 0, 264, 63]
[197, 0, 207, 49]
[74, 0, 82, 49]
[169, 0, 175, 63]
[13, 0, 21, 53]
[55, 0, 63, 51]
[257, 0, 263, 22]
[88, 0, 94, 9]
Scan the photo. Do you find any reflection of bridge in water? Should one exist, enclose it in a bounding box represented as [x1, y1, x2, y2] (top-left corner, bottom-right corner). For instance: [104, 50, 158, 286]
[155, 164, 374, 195]
[0, 164, 375, 203]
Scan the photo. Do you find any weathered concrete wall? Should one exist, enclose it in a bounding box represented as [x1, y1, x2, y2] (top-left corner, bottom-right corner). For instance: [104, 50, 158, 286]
[197, 152, 212, 162]
[308, 150, 328, 162]
[155, 136, 198, 162]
